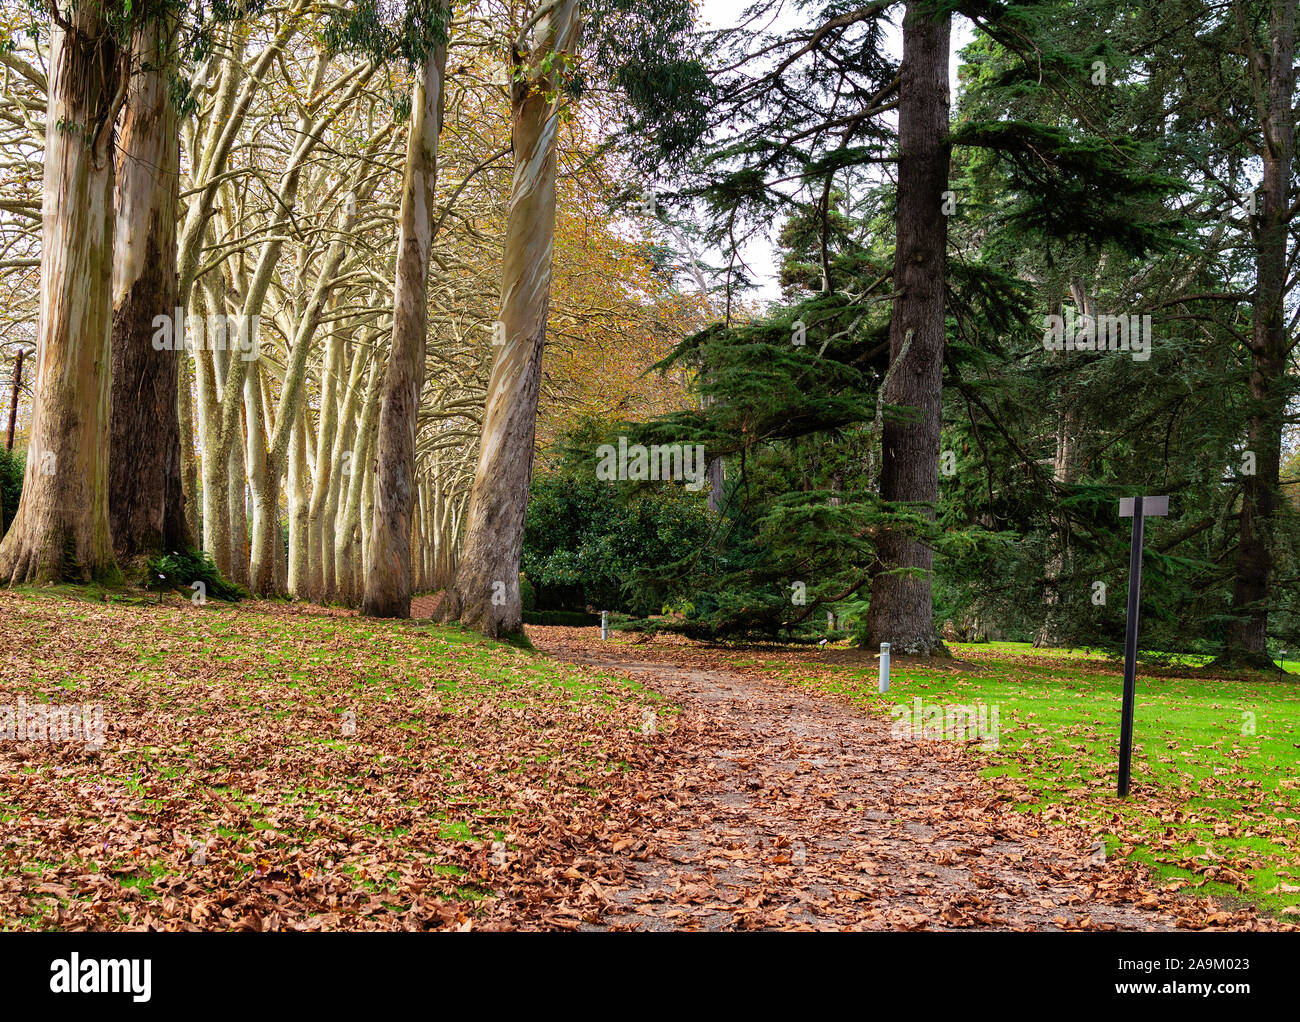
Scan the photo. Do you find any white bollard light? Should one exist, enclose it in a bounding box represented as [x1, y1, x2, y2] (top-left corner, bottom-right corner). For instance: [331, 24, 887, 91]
[878, 642, 890, 694]
[601, 610, 609, 640]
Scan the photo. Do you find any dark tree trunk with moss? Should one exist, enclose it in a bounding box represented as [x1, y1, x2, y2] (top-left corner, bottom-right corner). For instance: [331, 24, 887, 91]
[110, 13, 190, 564]
[864, 1, 950, 656]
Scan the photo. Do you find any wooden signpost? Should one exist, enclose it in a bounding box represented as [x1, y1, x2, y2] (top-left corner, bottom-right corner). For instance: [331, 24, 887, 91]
[1117, 495, 1169, 797]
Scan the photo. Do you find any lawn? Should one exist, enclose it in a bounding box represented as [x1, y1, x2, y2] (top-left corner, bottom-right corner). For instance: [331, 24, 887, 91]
[6, 584, 1295, 930]
[0, 588, 667, 930]
[711, 641, 1300, 920]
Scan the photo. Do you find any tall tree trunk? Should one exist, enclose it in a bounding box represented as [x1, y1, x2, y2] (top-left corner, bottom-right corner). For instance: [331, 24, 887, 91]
[1036, 284, 1081, 648]
[227, 422, 249, 586]
[363, 15, 450, 618]
[0, 12, 124, 584]
[288, 407, 310, 596]
[309, 323, 343, 601]
[361, 448, 375, 585]
[178, 348, 200, 542]
[863, 1, 950, 656]
[109, 13, 190, 564]
[1222, 0, 1295, 667]
[195, 284, 231, 574]
[252, 209, 362, 597]
[5, 348, 23, 452]
[201, 48, 368, 595]
[244, 359, 275, 590]
[337, 356, 383, 606]
[437, 0, 581, 637]
[322, 337, 368, 600]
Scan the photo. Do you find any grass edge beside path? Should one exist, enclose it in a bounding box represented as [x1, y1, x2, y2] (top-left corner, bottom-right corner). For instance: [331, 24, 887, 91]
[680, 636, 1300, 923]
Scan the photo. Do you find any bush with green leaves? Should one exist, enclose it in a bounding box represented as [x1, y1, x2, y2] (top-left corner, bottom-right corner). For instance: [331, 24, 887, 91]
[144, 549, 246, 602]
[0, 447, 22, 537]
[522, 432, 713, 616]
[519, 573, 538, 612]
[521, 609, 600, 627]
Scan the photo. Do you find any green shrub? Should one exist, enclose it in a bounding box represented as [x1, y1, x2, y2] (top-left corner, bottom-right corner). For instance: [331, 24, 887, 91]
[522, 609, 600, 627]
[0, 447, 22, 537]
[523, 446, 712, 615]
[144, 549, 246, 602]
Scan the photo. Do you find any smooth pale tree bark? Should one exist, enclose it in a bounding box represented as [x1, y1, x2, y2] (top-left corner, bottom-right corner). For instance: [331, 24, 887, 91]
[240, 117, 389, 597]
[320, 332, 371, 600]
[226, 397, 250, 586]
[109, 12, 190, 563]
[363, 13, 450, 619]
[308, 319, 345, 600]
[207, 52, 328, 528]
[194, 274, 231, 573]
[0, 11, 125, 584]
[337, 355, 383, 606]
[863, 1, 950, 656]
[200, 52, 379, 593]
[361, 448, 375, 584]
[209, 335, 243, 576]
[243, 358, 273, 588]
[178, 349, 200, 542]
[430, 463, 457, 590]
[437, 0, 581, 636]
[288, 407, 310, 595]
[411, 475, 425, 590]
[420, 474, 434, 588]
[428, 455, 470, 590]
[248, 196, 364, 595]
[430, 457, 445, 587]
[1221, 0, 1295, 667]
[177, 8, 307, 302]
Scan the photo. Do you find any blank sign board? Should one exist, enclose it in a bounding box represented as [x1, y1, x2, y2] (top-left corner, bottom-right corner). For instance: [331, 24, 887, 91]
[1119, 496, 1169, 517]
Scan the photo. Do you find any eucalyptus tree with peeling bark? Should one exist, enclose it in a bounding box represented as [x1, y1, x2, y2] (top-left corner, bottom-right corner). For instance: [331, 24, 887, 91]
[437, 0, 581, 636]
[0, 2, 131, 584]
[363, 0, 452, 618]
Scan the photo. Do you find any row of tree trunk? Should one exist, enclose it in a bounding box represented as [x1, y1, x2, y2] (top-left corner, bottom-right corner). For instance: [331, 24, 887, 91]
[0, 0, 572, 640]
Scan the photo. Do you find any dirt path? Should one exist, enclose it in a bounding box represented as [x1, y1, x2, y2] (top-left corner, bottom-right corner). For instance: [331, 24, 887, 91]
[530, 628, 1260, 931]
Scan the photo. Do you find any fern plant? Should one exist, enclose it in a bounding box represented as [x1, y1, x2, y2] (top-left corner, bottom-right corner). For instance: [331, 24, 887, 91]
[143, 550, 246, 603]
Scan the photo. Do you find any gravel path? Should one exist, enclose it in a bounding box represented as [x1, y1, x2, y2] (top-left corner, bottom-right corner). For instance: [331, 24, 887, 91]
[531, 628, 1262, 931]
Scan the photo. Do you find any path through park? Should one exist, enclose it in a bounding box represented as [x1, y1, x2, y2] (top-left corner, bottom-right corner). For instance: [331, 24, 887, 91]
[528, 627, 1264, 931]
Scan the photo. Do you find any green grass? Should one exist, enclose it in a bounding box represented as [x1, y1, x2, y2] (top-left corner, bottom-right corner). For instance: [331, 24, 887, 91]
[746, 642, 1300, 919]
[956, 639, 1300, 673]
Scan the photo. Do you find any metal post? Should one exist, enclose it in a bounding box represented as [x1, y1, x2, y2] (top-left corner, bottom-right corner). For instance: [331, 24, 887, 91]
[600, 610, 608, 641]
[1118, 497, 1145, 798]
[878, 642, 890, 694]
